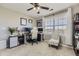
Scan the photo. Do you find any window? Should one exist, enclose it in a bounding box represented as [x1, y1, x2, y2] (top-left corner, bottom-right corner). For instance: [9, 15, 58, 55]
[43, 15, 67, 30]
[44, 19, 54, 29]
[54, 16, 67, 30]
[55, 18, 59, 29]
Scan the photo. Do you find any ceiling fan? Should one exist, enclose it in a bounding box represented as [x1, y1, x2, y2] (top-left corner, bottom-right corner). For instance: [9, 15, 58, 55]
[27, 3, 53, 14]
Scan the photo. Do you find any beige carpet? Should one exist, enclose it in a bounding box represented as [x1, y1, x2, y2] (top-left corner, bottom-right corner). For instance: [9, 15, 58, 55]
[0, 41, 75, 56]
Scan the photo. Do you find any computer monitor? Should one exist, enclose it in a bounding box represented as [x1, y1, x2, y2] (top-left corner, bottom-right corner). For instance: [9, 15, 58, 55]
[24, 28, 32, 33]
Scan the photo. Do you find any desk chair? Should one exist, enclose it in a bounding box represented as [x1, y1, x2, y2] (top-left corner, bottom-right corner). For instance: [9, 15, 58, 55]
[31, 27, 38, 45]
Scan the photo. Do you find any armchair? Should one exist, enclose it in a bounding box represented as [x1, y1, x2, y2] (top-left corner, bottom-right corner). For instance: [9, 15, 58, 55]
[48, 32, 61, 49]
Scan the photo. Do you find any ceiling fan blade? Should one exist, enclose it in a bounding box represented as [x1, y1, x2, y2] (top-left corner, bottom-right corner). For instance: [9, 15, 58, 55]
[30, 3, 34, 5]
[30, 3, 39, 6]
[40, 6, 49, 10]
[27, 7, 33, 11]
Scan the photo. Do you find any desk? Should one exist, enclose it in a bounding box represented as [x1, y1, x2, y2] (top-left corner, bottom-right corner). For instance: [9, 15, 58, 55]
[23, 32, 32, 44]
[21, 32, 27, 44]
[7, 35, 19, 48]
[18, 31, 44, 44]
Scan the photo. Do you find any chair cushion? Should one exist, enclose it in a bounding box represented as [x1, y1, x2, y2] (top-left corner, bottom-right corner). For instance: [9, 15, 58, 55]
[48, 31, 61, 46]
[31, 28, 37, 39]
[49, 39, 59, 43]
[49, 39, 59, 46]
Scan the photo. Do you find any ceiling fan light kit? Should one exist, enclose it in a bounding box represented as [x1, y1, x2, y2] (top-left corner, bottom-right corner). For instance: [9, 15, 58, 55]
[33, 7, 36, 10]
[27, 3, 53, 14]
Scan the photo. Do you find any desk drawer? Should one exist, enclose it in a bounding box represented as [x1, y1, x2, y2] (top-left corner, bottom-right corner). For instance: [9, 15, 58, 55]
[9, 37, 18, 48]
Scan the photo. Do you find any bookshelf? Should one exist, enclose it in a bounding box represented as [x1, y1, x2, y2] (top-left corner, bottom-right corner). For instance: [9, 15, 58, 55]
[73, 13, 79, 56]
[37, 19, 42, 28]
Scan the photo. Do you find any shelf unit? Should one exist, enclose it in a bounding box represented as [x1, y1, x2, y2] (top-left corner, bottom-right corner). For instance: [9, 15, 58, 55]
[36, 19, 44, 41]
[37, 19, 42, 28]
[73, 13, 79, 56]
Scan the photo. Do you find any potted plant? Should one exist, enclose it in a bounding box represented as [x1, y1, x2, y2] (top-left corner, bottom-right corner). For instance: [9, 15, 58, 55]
[8, 27, 16, 35]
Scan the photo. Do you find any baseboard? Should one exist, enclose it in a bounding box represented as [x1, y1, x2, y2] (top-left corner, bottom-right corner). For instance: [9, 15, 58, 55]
[62, 44, 73, 49]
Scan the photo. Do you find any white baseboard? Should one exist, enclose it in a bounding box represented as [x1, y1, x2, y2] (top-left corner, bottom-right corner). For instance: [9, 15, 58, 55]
[62, 44, 73, 49]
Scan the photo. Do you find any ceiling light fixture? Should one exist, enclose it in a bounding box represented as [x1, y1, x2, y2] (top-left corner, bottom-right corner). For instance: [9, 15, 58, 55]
[37, 7, 40, 10]
[33, 7, 40, 10]
[27, 3, 53, 14]
[33, 7, 36, 10]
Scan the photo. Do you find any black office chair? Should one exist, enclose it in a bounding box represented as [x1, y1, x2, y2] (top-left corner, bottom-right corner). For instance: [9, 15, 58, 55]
[18, 34, 24, 45]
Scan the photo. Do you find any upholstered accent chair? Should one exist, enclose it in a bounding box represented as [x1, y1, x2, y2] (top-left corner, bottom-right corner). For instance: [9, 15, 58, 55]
[48, 31, 61, 49]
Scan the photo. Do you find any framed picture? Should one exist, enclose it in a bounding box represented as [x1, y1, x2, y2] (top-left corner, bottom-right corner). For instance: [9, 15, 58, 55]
[20, 18, 27, 26]
[28, 19, 32, 23]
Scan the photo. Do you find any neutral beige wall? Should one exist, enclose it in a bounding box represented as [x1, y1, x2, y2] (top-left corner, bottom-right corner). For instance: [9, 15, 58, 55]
[65, 8, 72, 45]
[0, 6, 36, 49]
[72, 4, 79, 15]
[0, 6, 35, 27]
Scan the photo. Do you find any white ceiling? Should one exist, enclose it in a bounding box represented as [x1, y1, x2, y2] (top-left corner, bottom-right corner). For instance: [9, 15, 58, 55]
[0, 3, 77, 18]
